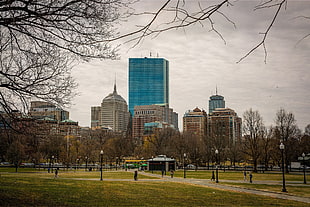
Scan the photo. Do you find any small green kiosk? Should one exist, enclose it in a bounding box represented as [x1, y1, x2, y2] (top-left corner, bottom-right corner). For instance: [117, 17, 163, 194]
[147, 155, 176, 172]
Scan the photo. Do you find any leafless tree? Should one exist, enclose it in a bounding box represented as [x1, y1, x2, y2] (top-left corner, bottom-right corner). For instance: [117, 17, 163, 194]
[300, 128, 310, 157]
[304, 124, 310, 136]
[274, 108, 300, 172]
[260, 126, 275, 171]
[142, 127, 177, 157]
[242, 108, 265, 173]
[0, 0, 131, 121]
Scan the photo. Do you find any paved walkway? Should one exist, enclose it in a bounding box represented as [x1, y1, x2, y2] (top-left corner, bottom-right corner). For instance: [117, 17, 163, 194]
[138, 171, 310, 204]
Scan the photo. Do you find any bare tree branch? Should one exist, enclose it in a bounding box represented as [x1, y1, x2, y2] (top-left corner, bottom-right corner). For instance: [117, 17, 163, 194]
[237, 0, 287, 63]
[0, 0, 133, 122]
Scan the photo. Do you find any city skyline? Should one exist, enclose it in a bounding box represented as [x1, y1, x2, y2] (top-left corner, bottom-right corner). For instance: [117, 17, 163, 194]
[68, 1, 309, 131]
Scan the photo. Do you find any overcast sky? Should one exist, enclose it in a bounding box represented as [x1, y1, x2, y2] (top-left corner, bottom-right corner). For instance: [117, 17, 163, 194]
[68, 0, 310, 131]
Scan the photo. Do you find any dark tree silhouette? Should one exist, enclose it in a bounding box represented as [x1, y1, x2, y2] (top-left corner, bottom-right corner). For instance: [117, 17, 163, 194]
[0, 0, 129, 120]
[242, 109, 265, 173]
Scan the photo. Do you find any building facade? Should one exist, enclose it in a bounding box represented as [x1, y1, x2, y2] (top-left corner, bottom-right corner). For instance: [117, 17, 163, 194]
[29, 101, 69, 122]
[91, 106, 101, 128]
[183, 107, 207, 137]
[128, 57, 169, 115]
[91, 84, 129, 133]
[132, 104, 177, 141]
[207, 108, 242, 147]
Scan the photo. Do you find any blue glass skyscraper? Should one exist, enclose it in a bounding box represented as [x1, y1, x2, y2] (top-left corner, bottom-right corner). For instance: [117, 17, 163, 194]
[209, 94, 225, 114]
[129, 57, 169, 115]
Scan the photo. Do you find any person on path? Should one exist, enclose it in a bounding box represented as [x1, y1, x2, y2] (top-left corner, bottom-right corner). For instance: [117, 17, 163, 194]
[170, 170, 174, 178]
[134, 170, 138, 181]
[249, 172, 253, 183]
[54, 168, 59, 178]
[243, 170, 247, 181]
[211, 171, 215, 181]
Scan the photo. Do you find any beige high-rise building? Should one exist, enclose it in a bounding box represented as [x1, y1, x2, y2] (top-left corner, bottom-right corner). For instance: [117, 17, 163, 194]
[91, 84, 129, 133]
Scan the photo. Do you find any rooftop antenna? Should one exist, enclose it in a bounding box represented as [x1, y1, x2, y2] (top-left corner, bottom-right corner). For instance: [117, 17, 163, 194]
[113, 73, 117, 94]
[157, 53, 159, 58]
[216, 85, 218, 95]
[150, 52, 152, 57]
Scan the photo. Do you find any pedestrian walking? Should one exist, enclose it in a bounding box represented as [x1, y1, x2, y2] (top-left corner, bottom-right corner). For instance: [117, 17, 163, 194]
[134, 170, 138, 181]
[211, 171, 215, 181]
[170, 170, 174, 178]
[54, 168, 59, 178]
[249, 172, 253, 183]
[243, 170, 247, 181]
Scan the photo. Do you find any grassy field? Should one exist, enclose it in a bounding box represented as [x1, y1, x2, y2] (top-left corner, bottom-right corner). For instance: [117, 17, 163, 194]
[0, 168, 309, 206]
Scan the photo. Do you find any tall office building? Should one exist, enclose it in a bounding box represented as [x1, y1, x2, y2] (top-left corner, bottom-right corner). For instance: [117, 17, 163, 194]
[207, 108, 242, 147]
[91, 83, 129, 132]
[183, 107, 207, 137]
[209, 92, 225, 114]
[91, 106, 101, 128]
[128, 57, 169, 115]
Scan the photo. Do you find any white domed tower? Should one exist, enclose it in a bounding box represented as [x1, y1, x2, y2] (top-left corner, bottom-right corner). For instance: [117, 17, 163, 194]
[100, 83, 129, 133]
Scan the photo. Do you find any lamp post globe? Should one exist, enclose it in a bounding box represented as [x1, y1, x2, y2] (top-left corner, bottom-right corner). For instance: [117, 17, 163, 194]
[279, 142, 287, 192]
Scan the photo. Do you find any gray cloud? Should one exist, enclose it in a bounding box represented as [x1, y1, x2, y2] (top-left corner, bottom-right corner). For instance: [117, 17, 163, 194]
[69, 0, 310, 131]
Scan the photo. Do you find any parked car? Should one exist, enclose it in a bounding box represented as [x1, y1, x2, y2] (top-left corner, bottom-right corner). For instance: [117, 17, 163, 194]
[20, 163, 35, 167]
[186, 164, 196, 169]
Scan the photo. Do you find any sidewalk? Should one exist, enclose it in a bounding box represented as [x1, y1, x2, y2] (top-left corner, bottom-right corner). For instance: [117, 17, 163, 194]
[139, 171, 310, 204]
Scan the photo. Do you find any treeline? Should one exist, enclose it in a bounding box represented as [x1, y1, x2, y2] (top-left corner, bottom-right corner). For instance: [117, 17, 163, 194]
[0, 108, 309, 172]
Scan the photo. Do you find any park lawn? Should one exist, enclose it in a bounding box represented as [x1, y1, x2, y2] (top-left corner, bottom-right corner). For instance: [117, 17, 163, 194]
[221, 182, 310, 198]
[0, 172, 309, 207]
[56, 170, 159, 180]
[0, 170, 158, 180]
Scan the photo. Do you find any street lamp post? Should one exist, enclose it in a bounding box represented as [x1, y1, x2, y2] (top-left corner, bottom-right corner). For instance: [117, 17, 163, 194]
[280, 142, 287, 192]
[76, 158, 79, 171]
[215, 149, 219, 183]
[100, 150, 103, 181]
[302, 153, 307, 184]
[151, 156, 154, 174]
[183, 153, 186, 179]
[51, 155, 54, 173]
[116, 157, 118, 171]
[85, 156, 88, 171]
